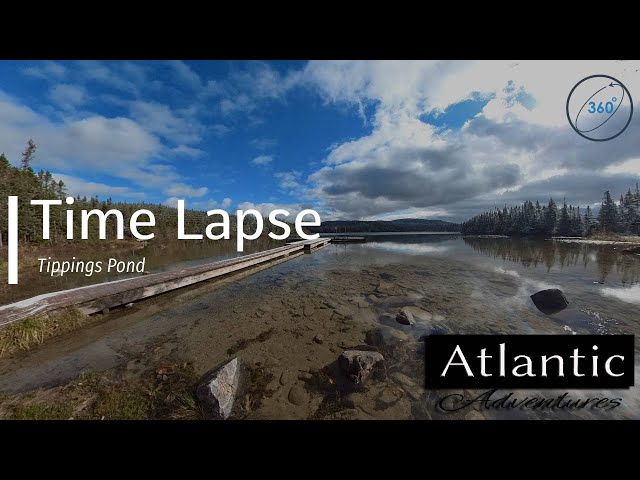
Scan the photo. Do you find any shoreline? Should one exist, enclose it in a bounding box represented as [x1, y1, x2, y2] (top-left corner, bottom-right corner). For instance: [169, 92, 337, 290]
[550, 237, 640, 246]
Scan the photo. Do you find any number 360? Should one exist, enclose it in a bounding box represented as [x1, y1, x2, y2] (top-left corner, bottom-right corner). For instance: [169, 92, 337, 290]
[588, 101, 614, 114]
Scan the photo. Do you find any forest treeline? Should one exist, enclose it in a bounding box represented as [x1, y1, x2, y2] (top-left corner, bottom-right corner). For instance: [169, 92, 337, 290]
[0, 141, 284, 247]
[310, 218, 459, 233]
[461, 186, 640, 237]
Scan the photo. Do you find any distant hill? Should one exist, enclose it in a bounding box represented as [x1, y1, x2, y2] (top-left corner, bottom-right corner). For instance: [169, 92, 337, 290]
[308, 218, 460, 233]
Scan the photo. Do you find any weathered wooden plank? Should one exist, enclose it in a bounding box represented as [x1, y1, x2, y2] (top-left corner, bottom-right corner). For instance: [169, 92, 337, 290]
[0, 237, 331, 326]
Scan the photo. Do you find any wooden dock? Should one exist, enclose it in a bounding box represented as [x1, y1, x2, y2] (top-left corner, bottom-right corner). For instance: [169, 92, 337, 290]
[0, 237, 331, 327]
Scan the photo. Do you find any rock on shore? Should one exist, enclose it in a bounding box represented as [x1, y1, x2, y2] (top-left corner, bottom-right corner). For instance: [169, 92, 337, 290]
[196, 358, 240, 420]
[338, 350, 384, 384]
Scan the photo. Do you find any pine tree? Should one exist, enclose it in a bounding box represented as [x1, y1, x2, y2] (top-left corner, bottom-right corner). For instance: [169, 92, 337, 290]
[461, 187, 639, 237]
[557, 200, 571, 236]
[618, 194, 626, 231]
[21, 139, 36, 170]
[543, 198, 557, 235]
[583, 205, 596, 235]
[56, 180, 67, 199]
[598, 191, 618, 233]
[633, 183, 640, 234]
[623, 188, 637, 233]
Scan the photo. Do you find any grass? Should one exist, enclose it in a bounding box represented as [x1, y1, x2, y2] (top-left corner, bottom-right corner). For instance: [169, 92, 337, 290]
[7, 402, 74, 420]
[0, 307, 89, 357]
[0, 362, 205, 420]
[92, 386, 152, 420]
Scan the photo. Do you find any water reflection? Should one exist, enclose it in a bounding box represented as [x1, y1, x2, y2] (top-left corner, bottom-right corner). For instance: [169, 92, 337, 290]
[600, 284, 640, 305]
[463, 237, 640, 285]
[361, 242, 450, 255]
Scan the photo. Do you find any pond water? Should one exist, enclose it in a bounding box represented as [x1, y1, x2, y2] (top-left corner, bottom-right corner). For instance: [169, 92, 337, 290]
[1, 233, 638, 420]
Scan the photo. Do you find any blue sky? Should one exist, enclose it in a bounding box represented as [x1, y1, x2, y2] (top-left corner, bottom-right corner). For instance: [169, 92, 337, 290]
[0, 60, 638, 221]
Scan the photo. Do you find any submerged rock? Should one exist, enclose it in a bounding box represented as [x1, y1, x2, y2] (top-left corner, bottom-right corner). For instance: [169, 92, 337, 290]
[464, 410, 485, 421]
[279, 370, 294, 386]
[365, 327, 409, 347]
[196, 358, 240, 420]
[530, 289, 569, 314]
[401, 306, 433, 322]
[339, 350, 384, 384]
[622, 245, 640, 255]
[396, 308, 415, 325]
[288, 384, 309, 405]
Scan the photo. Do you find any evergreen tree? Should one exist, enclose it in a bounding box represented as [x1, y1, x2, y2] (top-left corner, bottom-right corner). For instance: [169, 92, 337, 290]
[623, 188, 637, 233]
[583, 205, 595, 235]
[20, 139, 36, 170]
[598, 191, 618, 232]
[543, 198, 557, 235]
[618, 194, 626, 231]
[461, 187, 638, 237]
[557, 200, 571, 236]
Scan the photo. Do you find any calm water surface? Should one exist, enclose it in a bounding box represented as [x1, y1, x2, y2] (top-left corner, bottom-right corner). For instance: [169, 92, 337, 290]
[1, 233, 639, 419]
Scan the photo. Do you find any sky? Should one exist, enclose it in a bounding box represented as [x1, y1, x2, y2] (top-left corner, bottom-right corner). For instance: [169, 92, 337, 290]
[0, 60, 639, 222]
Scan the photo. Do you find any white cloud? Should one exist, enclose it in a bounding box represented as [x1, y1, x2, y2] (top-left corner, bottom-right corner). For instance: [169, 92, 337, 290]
[191, 199, 218, 210]
[48, 84, 88, 110]
[369, 207, 450, 221]
[250, 137, 278, 150]
[216, 62, 301, 117]
[251, 154, 273, 166]
[76, 60, 138, 94]
[221, 197, 232, 208]
[129, 100, 202, 144]
[604, 158, 640, 176]
[164, 182, 208, 198]
[52, 173, 144, 199]
[167, 60, 202, 90]
[171, 145, 205, 157]
[164, 197, 180, 208]
[301, 60, 640, 219]
[210, 124, 230, 136]
[22, 61, 67, 80]
[0, 90, 172, 187]
[119, 62, 149, 85]
[237, 201, 310, 217]
[275, 171, 301, 190]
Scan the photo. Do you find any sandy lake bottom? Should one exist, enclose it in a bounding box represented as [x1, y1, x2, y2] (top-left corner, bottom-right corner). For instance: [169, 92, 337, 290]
[0, 234, 639, 420]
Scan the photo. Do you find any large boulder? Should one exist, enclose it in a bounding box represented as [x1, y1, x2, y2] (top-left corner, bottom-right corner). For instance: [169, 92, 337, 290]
[338, 350, 384, 384]
[530, 289, 569, 315]
[622, 246, 640, 255]
[196, 358, 240, 420]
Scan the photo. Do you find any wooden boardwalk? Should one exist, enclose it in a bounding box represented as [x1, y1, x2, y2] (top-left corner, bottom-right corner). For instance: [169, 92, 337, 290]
[0, 237, 331, 327]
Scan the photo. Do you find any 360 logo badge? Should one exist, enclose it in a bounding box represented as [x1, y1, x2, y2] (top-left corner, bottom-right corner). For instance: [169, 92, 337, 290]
[566, 74, 633, 142]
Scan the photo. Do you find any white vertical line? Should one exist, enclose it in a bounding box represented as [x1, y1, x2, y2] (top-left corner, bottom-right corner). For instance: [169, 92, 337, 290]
[8, 196, 18, 285]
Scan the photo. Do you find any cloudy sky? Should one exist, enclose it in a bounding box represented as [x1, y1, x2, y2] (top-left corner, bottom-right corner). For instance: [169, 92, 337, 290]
[1, 60, 639, 222]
